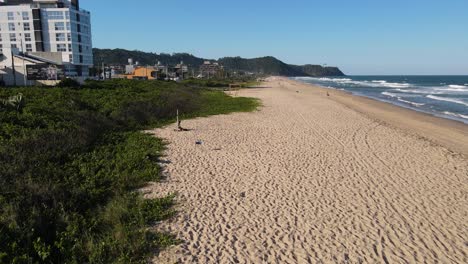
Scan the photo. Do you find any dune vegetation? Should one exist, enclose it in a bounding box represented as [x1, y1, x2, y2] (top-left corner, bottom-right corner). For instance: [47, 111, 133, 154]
[0, 79, 258, 263]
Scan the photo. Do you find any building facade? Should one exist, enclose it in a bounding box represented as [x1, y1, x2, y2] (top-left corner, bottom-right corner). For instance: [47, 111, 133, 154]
[199, 61, 224, 78]
[0, 0, 92, 83]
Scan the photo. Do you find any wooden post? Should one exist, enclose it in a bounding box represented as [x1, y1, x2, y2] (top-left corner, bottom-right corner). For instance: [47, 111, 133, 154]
[176, 109, 179, 125]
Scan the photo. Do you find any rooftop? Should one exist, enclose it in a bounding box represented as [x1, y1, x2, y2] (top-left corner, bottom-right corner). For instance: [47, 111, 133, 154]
[0, 0, 81, 10]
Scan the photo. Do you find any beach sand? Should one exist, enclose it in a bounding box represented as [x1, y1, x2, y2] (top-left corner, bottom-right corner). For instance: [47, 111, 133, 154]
[147, 77, 468, 263]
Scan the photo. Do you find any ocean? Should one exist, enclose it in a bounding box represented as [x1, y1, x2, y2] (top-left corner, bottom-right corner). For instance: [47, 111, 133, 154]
[293, 76, 468, 124]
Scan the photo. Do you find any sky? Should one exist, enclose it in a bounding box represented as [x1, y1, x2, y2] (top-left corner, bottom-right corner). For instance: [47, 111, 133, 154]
[82, 0, 468, 75]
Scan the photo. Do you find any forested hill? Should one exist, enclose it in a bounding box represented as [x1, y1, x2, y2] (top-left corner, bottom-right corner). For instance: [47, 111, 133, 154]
[93, 48, 207, 68]
[93, 48, 345, 76]
[219, 56, 345, 77]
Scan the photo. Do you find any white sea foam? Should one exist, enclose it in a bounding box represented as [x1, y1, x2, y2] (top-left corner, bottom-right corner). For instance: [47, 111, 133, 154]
[382, 92, 399, 98]
[365, 80, 411, 88]
[382, 92, 425, 107]
[443, 111, 468, 120]
[436, 88, 468, 92]
[434, 85, 468, 92]
[397, 98, 425, 107]
[448, 85, 467, 89]
[427, 95, 468, 107]
[317, 77, 352, 83]
[313, 78, 411, 88]
[394, 88, 442, 95]
[381, 82, 411, 88]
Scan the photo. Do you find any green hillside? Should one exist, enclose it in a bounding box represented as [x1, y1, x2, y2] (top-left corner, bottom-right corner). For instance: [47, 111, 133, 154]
[93, 48, 345, 76]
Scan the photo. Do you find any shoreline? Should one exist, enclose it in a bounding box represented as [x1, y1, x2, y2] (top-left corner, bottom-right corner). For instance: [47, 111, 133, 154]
[150, 77, 467, 263]
[286, 77, 468, 156]
[292, 77, 468, 125]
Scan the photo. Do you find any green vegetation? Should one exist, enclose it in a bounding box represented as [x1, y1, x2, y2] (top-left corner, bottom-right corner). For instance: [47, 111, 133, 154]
[93, 48, 345, 77]
[0, 79, 259, 263]
[219, 56, 345, 77]
[93, 48, 206, 68]
[182, 77, 261, 89]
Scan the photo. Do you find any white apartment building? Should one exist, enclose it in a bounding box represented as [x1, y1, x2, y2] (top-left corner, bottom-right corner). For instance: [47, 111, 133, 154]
[0, 0, 92, 84]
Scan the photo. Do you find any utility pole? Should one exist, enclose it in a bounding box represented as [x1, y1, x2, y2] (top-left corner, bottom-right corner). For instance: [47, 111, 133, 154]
[11, 48, 16, 86]
[20, 37, 27, 86]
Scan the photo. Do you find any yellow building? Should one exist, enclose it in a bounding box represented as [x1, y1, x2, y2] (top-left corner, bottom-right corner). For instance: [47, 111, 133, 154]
[125, 67, 158, 80]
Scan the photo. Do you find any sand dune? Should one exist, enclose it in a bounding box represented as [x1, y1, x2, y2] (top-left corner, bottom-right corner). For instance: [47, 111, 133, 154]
[147, 77, 468, 263]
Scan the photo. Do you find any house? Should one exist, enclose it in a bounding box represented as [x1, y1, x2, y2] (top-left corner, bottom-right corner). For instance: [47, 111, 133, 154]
[199, 61, 223, 78]
[125, 66, 158, 80]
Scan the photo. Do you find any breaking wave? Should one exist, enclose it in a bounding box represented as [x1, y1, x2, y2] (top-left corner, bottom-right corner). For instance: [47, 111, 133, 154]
[427, 95, 468, 107]
[443, 111, 468, 120]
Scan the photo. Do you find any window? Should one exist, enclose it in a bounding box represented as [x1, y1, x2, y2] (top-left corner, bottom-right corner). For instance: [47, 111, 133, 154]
[54, 22, 65, 31]
[66, 22, 71, 31]
[57, 44, 67, 52]
[65, 11, 70, 19]
[48, 11, 64, 20]
[9, 23, 15, 31]
[56, 33, 66, 41]
[68, 44, 72, 52]
[24, 33, 31, 42]
[11, 44, 17, 49]
[22, 11, 29, 20]
[0, 44, 3, 52]
[26, 44, 32, 52]
[8, 12, 14, 20]
[23, 22, 30, 31]
[10, 33, 16, 42]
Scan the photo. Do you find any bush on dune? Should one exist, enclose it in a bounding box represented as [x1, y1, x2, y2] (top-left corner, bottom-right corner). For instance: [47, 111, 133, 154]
[0, 79, 258, 263]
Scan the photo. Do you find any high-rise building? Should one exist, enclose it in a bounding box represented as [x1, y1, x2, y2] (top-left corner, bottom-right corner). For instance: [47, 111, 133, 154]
[0, 0, 92, 84]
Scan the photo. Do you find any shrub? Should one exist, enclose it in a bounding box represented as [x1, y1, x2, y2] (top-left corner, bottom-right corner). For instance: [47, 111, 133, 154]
[57, 78, 81, 88]
[0, 79, 258, 263]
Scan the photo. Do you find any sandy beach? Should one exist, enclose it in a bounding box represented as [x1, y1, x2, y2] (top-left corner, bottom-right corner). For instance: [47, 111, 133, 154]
[147, 77, 468, 263]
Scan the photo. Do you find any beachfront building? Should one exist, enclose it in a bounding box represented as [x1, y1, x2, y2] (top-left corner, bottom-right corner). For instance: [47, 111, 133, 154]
[0, 0, 92, 85]
[125, 66, 158, 80]
[124, 59, 189, 81]
[199, 61, 223, 78]
[173, 61, 188, 80]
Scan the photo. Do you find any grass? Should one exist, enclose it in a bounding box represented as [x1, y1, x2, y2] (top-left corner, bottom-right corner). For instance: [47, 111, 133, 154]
[0, 79, 259, 263]
[181, 77, 262, 89]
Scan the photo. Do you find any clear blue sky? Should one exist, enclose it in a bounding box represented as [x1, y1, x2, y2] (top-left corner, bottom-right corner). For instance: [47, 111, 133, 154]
[82, 0, 468, 75]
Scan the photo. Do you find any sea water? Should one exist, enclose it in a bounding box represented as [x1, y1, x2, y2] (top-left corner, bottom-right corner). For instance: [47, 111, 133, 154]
[293, 76, 468, 124]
